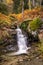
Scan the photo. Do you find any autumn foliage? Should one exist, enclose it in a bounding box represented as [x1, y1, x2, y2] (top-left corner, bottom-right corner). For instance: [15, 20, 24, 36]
[0, 7, 43, 25]
[9, 7, 43, 24]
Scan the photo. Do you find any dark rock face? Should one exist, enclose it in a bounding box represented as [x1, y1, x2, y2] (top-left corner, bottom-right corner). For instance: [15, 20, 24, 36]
[27, 32, 39, 45]
[0, 27, 18, 53]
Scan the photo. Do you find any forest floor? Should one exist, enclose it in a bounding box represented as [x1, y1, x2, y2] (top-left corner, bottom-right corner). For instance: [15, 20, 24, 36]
[0, 41, 43, 65]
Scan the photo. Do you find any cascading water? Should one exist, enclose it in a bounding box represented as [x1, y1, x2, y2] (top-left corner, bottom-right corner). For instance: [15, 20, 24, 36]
[7, 26, 31, 56]
[15, 26, 28, 55]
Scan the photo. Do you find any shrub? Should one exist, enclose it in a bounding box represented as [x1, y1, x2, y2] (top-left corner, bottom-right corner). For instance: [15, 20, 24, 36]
[0, 3, 8, 15]
[20, 20, 30, 31]
[0, 20, 11, 28]
[0, 30, 10, 45]
[29, 17, 42, 31]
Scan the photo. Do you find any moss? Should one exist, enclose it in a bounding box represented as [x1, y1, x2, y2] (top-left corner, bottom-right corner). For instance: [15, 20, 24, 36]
[29, 17, 42, 31]
[20, 20, 30, 31]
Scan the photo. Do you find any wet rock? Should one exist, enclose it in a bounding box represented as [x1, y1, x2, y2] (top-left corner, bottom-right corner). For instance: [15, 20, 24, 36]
[36, 57, 39, 59]
[0, 57, 7, 62]
[18, 59, 23, 62]
[0, 57, 3, 62]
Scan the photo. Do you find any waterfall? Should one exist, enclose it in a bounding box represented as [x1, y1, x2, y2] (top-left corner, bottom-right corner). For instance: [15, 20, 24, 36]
[15, 26, 31, 55]
[15, 26, 28, 54]
[7, 26, 31, 56]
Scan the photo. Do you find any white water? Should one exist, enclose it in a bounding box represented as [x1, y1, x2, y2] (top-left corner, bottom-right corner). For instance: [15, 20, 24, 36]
[15, 26, 28, 55]
[14, 26, 31, 55]
[7, 27, 31, 56]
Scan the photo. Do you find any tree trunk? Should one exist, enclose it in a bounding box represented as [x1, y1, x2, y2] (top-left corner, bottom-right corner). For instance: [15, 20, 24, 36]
[28, 0, 31, 10]
[33, 0, 35, 7]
